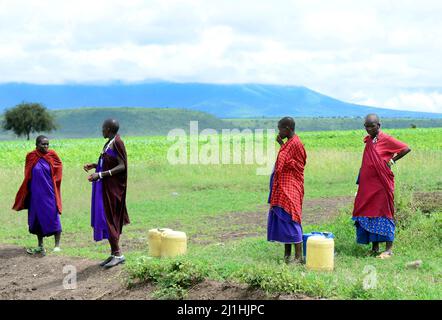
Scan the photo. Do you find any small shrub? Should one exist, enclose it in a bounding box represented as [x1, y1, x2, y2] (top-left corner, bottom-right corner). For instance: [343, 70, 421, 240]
[126, 257, 168, 283]
[126, 257, 207, 300]
[152, 284, 188, 300]
[159, 260, 207, 289]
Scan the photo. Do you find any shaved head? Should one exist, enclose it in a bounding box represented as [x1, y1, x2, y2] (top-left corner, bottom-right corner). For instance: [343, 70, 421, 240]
[103, 118, 120, 134]
[365, 113, 380, 124]
[364, 113, 381, 138]
[278, 116, 296, 131]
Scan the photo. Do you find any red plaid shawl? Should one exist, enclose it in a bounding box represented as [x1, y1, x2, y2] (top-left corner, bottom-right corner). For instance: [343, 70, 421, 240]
[269, 135, 307, 224]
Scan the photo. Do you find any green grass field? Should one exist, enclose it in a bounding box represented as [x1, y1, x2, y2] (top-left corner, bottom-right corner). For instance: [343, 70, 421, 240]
[0, 128, 441, 299]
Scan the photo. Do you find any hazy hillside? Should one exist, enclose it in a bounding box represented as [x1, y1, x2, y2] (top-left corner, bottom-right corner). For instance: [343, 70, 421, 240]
[0, 107, 235, 140]
[1, 107, 442, 140]
[1, 82, 441, 118]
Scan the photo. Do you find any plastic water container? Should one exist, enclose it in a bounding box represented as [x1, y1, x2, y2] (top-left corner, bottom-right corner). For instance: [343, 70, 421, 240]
[302, 232, 335, 257]
[148, 228, 173, 257]
[160, 230, 187, 258]
[306, 236, 335, 271]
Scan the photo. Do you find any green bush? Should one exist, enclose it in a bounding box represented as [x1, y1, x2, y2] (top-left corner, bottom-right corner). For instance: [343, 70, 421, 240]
[126, 256, 168, 283]
[159, 260, 207, 289]
[126, 257, 208, 300]
[152, 284, 189, 300]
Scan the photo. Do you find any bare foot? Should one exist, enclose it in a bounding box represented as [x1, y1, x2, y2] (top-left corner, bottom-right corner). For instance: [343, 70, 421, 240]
[284, 256, 291, 264]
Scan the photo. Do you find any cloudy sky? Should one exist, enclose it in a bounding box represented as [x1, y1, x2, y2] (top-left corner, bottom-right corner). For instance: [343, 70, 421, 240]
[1, 0, 442, 113]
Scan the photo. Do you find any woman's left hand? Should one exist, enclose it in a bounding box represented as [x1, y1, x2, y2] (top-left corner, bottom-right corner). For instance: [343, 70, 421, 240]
[88, 173, 100, 182]
[276, 134, 284, 146]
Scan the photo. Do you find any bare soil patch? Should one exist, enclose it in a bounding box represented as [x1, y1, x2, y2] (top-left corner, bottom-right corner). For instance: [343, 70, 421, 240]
[186, 279, 313, 300]
[0, 244, 153, 300]
[190, 196, 354, 244]
[413, 191, 442, 213]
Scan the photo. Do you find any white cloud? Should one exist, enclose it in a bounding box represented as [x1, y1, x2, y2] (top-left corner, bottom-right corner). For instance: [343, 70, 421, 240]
[384, 92, 442, 113]
[0, 0, 442, 112]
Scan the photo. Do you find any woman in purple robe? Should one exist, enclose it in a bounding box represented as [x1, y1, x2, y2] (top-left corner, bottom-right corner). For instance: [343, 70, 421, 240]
[13, 135, 63, 255]
[84, 119, 129, 269]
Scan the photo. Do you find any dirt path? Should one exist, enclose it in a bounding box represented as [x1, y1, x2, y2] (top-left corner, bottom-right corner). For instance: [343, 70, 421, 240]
[0, 244, 311, 300]
[0, 243, 152, 300]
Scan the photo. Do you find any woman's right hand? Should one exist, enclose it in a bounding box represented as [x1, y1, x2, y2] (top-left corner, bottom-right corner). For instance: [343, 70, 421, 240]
[83, 163, 96, 172]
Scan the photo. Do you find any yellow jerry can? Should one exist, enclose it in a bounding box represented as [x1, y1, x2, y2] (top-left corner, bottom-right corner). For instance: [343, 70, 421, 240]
[148, 228, 173, 257]
[160, 230, 187, 258]
[306, 235, 334, 271]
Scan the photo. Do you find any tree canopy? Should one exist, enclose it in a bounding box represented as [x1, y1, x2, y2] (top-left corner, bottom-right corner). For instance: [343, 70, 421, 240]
[2, 102, 57, 140]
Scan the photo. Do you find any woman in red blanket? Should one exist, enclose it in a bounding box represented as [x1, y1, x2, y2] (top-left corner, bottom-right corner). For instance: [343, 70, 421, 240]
[353, 114, 411, 259]
[13, 135, 63, 255]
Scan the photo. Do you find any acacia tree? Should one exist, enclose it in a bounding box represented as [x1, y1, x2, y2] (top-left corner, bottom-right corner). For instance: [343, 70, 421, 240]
[2, 102, 57, 140]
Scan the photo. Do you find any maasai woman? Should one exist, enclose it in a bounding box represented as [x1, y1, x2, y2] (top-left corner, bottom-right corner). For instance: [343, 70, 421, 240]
[267, 117, 307, 264]
[353, 114, 411, 259]
[84, 119, 129, 269]
[13, 135, 63, 255]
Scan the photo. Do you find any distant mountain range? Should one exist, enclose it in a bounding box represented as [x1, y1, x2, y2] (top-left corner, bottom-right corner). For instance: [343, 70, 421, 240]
[0, 82, 441, 118]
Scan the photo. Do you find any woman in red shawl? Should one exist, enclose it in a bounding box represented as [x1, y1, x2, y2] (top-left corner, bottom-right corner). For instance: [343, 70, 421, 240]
[12, 135, 63, 255]
[267, 117, 307, 264]
[353, 114, 411, 259]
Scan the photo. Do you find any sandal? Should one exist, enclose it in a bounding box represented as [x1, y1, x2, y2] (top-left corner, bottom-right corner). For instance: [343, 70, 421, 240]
[377, 251, 393, 259]
[26, 247, 46, 256]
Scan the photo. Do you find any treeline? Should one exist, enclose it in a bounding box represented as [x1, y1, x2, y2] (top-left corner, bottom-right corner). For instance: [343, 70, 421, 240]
[1, 107, 442, 140]
[228, 117, 442, 131]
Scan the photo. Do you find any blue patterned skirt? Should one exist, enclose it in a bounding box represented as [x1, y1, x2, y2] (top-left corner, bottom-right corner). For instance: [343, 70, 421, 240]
[353, 217, 395, 244]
